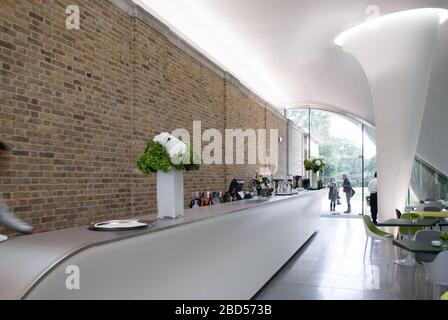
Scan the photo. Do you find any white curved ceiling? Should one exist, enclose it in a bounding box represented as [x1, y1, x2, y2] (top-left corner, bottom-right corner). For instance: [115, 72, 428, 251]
[133, 0, 448, 125]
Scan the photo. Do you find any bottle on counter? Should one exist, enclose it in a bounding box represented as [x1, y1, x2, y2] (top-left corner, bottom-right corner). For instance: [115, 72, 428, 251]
[189, 192, 196, 208]
[196, 192, 203, 207]
[223, 192, 232, 203]
[203, 192, 210, 206]
[211, 192, 219, 205]
[190, 192, 200, 208]
[208, 192, 213, 206]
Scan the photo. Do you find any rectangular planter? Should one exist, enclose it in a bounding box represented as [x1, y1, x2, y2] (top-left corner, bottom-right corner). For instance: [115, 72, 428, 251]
[156, 169, 184, 219]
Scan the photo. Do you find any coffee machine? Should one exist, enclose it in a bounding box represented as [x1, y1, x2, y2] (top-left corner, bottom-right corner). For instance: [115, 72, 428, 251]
[228, 178, 245, 200]
[302, 178, 310, 189]
[292, 176, 303, 189]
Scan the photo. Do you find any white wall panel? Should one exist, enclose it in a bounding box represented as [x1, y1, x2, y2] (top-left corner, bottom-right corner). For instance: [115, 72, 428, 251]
[336, 9, 447, 219]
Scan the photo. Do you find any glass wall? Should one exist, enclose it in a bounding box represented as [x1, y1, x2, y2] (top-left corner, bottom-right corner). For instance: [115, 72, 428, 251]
[285, 107, 377, 215]
[285, 108, 310, 161]
[408, 157, 448, 205]
[285, 109, 310, 134]
[286, 107, 448, 214]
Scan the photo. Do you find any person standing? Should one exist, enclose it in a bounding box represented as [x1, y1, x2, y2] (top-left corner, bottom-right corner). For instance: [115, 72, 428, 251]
[327, 178, 338, 212]
[368, 172, 378, 224]
[342, 174, 352, 213]
[0, 141, 47, 237]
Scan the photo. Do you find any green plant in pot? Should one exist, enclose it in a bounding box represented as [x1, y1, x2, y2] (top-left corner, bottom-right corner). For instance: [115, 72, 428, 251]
[440, 232, 448, 249]
[136, 132, 200, 219]
[137, 137, 200, 174]
[304, 158, 325, 189]
[304, 158, 325, 173]
[407, 212, 421, 224]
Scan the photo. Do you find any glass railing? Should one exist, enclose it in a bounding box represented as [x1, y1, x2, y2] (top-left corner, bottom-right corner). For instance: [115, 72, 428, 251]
[408, 156, 448, 208]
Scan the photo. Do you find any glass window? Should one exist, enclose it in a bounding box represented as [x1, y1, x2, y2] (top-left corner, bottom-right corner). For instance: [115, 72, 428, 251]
[285, 108, 377, 215]
[285, 108, 309, 134]
[409, 158, 448, 204]
[310, 110, 363, 213]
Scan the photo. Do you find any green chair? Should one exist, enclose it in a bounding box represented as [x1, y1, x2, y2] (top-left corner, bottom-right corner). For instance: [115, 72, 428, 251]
[363, 215, 393, 261]
[441, 291, 448, 300]
[399, 212, 423, 239]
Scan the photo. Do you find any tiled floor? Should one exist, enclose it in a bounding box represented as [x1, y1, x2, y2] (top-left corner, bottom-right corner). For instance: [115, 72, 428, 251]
[255, 217, 438, 300]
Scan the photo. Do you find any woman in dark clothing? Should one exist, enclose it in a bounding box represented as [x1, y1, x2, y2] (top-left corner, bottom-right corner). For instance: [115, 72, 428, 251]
[341, 174, 352, 213]
[327, 178, 338, 212]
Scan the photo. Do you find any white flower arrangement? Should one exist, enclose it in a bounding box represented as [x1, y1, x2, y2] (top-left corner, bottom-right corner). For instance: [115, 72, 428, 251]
[257, 166, 272, 177]
[137, 132, 200, 174]
[153, 132, 188, 159]
[304, 158, 325, 173]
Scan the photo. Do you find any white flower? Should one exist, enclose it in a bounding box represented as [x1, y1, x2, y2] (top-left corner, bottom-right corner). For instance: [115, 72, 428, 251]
[166, 138, 187, 158]
[257, 166, 272, 177]
[153, 132, 172, 147]
[315, 160, 321, 166]
[153, 132, 188, 160]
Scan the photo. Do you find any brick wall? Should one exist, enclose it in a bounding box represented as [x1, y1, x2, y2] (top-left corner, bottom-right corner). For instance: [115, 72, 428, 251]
[0, 0, 293, 236]
[266, 109, 288, 177]
[224, 80, 267, 189]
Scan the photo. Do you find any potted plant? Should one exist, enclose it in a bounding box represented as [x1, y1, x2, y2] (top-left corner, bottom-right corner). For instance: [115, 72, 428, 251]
[440, 232, 448, 249]
[253, 166, 274, 197]
[304, 158, 325, 189]
[137, 133, 200, 219]
[407, 212, 421, 224]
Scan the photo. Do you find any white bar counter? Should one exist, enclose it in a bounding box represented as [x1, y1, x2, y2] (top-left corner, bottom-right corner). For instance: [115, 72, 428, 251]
[0, 189, 325, 300]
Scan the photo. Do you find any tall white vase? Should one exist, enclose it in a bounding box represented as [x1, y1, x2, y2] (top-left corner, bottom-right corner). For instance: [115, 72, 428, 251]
[156, 169, 184, 219]
[310, 172, 318, 189]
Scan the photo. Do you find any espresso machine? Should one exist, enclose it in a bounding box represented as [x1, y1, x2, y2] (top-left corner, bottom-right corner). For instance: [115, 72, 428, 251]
[292, 176, 303, 189]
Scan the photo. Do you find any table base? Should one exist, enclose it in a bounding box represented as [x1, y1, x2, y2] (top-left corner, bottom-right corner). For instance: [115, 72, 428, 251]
[393, 252, 416, 267]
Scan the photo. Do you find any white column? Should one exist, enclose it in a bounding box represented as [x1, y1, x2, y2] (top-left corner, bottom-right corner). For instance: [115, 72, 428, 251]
[335, 9, 448, 220]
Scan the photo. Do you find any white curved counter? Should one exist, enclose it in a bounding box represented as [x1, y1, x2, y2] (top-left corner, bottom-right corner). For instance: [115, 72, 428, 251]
[0, 190, 324, 300]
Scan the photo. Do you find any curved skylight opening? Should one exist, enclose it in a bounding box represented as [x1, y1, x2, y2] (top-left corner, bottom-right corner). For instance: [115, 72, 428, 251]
[335, 8, 448, 47]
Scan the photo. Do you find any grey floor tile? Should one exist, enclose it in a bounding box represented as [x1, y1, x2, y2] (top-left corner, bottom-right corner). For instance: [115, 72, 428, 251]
[306, 272, 338, 288]
[275, 269, 311, 285]
[255, 217, 429, 300]
[258, 283, 332, 300]
[330, 288, 364, 300]
[363, 291, 410, 300]
[334, 274, 365, 291]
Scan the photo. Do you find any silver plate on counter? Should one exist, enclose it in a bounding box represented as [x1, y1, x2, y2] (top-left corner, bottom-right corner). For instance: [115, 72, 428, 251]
[89, 219, 154, 231]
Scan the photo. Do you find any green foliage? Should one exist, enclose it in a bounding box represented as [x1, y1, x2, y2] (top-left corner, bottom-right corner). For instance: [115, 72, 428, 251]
[304, 158, 325, 173]
[407, 212, 421, 220]
[253, 175, 271, 191]
[136, 140, 200, 175]
[440, 232, 448, 241]
[286, 109, 331, 140]
[304, 159, 314, 171]
[137, 141, 172, 174]
[171, 145, 201, 171]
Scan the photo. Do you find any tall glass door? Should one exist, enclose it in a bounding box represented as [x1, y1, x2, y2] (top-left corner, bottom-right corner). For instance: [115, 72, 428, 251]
[310, 110, 363, 214]
[286, 108, 377, 216]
